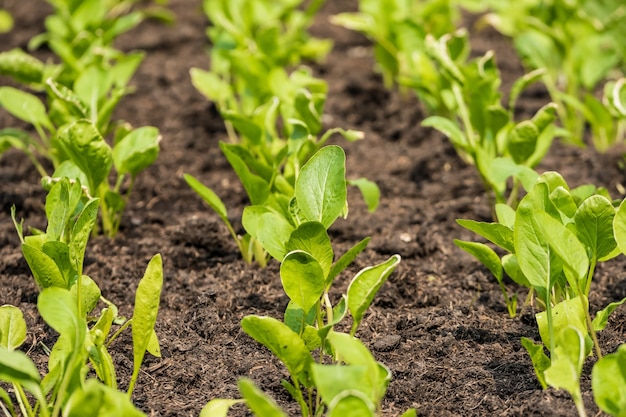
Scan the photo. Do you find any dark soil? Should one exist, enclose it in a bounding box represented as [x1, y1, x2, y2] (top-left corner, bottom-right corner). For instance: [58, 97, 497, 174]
[2, 1, 626, 416]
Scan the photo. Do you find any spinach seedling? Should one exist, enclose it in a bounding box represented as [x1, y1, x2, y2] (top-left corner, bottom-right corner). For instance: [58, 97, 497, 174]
[422, 33, 559, 209]
[457, 172, 626, 405]
[481, 0, 626, 150]
[6, 180, 163, 415]
[331, 0, 461, 115]
[200, 145, 413, 417]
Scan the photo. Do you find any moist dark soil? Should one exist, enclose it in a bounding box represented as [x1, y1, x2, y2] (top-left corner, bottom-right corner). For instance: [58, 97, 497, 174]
[2, 1, 626, 416]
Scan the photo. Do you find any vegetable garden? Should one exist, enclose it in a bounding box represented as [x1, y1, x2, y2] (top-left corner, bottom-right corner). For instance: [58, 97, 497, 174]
[1, 0, 626, 416]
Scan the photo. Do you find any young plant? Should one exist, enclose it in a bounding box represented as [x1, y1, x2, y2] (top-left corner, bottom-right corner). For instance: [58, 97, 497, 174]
[331, 0, 461, 115]
[422, 33, 560, 209]
[456, 171, 626, 414]
[0, 8, 12, 33]
[201, 145, 414, 417]
[3, 178, 164, 415]
[185, 98, 378, 266]
[481, 0, 626, 150]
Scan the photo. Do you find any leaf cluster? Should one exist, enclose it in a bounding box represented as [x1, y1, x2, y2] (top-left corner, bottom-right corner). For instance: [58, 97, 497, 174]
[201, 146, 413, 417]
[0, 1, 165, 237]
[456, 171, 626, 416]
[1, 179, 163, 416]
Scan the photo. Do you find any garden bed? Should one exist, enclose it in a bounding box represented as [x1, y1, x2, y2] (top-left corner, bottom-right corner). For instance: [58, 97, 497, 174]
[1, 0, 626, 416]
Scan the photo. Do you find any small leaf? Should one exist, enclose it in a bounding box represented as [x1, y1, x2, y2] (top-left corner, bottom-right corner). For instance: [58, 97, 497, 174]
[593, 297, 626, 331]
[520, 337, 549, 389]
[613, 199, 626, 256]
[113, 127, 161, 177]
[242, 206, 294, 261]
[241, 315, 312, 382]
[574, 195, 616, 261]
[0, 347, 44, 402]
[129, 254, 163, 396]
[0, 305, 27, 351]
[64, 379, 146, 417]
[280, 250, 325, 313]
[454, 240, 503, 283]
[200, 399, 245, 417]
[544, 326, 586, 406]
[348, 255, 400, 333]
[22, 244, 66, 289]
[0, 86, 52, 130]
[422, 116, 467, 152]
[327, 237, 370, 288]
[285, 222, 334, 279]
[184, 174, 229, 223]
[327, 391, 376, 417]
[348, 178, 380, 212]
[456, 219, 514, 253]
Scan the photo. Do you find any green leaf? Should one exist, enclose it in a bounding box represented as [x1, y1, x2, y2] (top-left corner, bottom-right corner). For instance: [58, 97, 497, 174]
[221, 143, 270, 205]
[327, 237, 370, 288]
[70, 199, 99, 278]
[200, 399, 245, 417]
[327, 391, 376, 417]
[520, 337, 549, 389]
[295, 145, 347, 228]
[613, 199, 626, 256]
[22, 243, 66, 289]
[536, 297, 590, 355]
[53, 120, 112, 194]
[190, 68, 232, 104]
[456, 219, 514, 253]
[593, 297, 626, 332]
[184, 174, 230, 226]
[242, 205, 294, 261]
[422, 116, 467, 152]
[285, 222, 333, 279]
[113, 127, 161, 177]
[238, 378, 288, 417]
[38, 287, 83, 345]
[241, 315, 312, 382]
[0, 305, 27, 351]
[129, 254, 163, 396]
[508, 121, 539, 164]
[64, 379, 146, 417]
[0, 347, 44, 401]
[592, 344, 626, 417]
[0, 86, 52, 130]
[71, 275, 101, 316]
[0, 48, 44, 86]
[348, 178, 380, 212]
[280, 250, 325, 313]
[347, 255, 400, 333]
[544, 326, 585, 407]
[454, 240, 503, 283]
[574, 195, 616, 261]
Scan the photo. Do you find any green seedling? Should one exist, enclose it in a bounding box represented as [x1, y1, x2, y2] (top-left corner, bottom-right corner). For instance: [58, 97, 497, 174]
[457, 172, 626, 412]
[331, 0, 461, 115]
[201, 145, 412, 417]
[481, 0, 626, 150]
[0, 8, 12, 33]
[185, 115, 377, 266]
[422, 33, 559, 209]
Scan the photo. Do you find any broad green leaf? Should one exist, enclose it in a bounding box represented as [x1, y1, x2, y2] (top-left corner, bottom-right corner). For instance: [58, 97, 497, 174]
[508, 121, 539, 164]
[112, 127, 161, 177]
[0, 347, 44, 401]
[53, 120, 112, 194]
[456, 219, 514, 253]
[241, 315, 312, 382]
[286, 222, 333, 279]
[521, 337, 549, 389]
[295, 145, 347, 228]
[514, 205, 551, 291]
[0, 305, 27, 350]
[592, 344, 626, 417]
[495, 203, 516, 229]
[284, 301, 316, 335]
[327, 391, 376, 417]
[280, 250, 325, 313]
[64, 379, 146, 417]
[242, 205, 294, 261]
[129, 254, 163, 396]
[593, 297, 626, 332]
[70, 275, 101, 316]
[544, 327, 586, 406]
[190, 68, 233, 104]
[0, 48, 43, 87]
[221, 143, 270, 205]
[74, 66, 111, 108]
[549, 186, 577, 219]
[312, 364, 372, 409]
[0, 86, 52, 130]
[502, 254, 531, 287]
[45, 177, 72, 241]
[38, 287, 83, 346]
[238, 378, 288, 417]
[200, 399, 245, 417]
[22, 244, 66, 289]
[42, 241, 73, 288]
[574, 195, 616, 261]
[348, 255, 400, 333]
[348, 178, 380, 212]
[454, 240, 503, 283]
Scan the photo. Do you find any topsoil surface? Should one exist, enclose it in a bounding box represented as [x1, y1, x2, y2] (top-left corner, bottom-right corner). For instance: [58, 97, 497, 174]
[2, 1, 626, 416]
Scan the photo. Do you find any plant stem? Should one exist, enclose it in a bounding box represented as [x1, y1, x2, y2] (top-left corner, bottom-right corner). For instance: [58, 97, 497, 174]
[13, 384, 34, 417]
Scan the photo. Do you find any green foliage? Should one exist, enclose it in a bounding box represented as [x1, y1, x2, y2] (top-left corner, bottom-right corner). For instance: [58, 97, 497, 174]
[0, 0, 164, 237]
[3, 180, 163, 415]
[592, 344, 626, 416]
[481, 0, 626, 150]
[0, 9, 13, 33]
[422, 33, 559, 208]
[201, 146, 411, 416]
[457, 171, 626, 416]
[332, 0, 461, 114]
